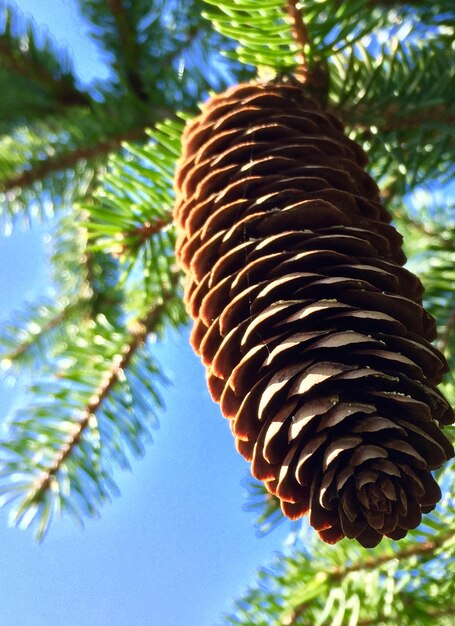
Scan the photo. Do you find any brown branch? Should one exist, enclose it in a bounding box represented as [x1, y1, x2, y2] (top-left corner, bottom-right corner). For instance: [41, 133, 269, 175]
[0, 125, 151, 194]
[123, 216, 173, 247]
[31, 291, 177, 497]
[105, 215, 174, 258]
[350, 606, 455, 626]
[285, 1, 330, 103]
[439, 307, 455, 354]
[133, 217, 172, 242]
[110, 215, 173, 257]
[286, 0, 310, 77]
[332, 535, 448, 580]
[285, 532, 451, 625]
[0, 38, 90, 109]
[335, 0, 442, 7]
[329, 102, 455, 134]
[2, 300, 84, 362]
[159, 24, 200, 70]
[107, 0, 148, 101]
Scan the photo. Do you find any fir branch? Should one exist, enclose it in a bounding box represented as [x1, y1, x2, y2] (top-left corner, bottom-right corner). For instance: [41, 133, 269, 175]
[159, 23, 201, 69]
[86, 118, 182, 300]
[336, 0, 451, 7]
[331, 535, 449, 580]
[347, 605, 455, 626]
[0, 1, 91, 129]
[286, 0, 310, 75]
[106, 0, 148, 101]
[0, 299, 84, 364]
[123, 215, 173, 250]
[0, 37, 90, 109]
[439, 307, 455, 354]
[0, 125, 149, 193]
[6, 312, 62, 361]
[285, 532, 452, 625]
[335, 102, 455, 133]
[30, 294, 173, 500]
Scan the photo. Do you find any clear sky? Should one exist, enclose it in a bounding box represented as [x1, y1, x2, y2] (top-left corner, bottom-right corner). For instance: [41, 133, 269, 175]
[0, 2, 289, 625]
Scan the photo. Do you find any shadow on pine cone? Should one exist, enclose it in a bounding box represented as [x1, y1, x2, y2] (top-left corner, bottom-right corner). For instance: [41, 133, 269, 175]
[173, 81, 454, 548]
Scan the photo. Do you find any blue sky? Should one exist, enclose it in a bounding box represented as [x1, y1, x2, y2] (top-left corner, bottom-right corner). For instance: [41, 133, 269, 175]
[0, 2, 290, 625]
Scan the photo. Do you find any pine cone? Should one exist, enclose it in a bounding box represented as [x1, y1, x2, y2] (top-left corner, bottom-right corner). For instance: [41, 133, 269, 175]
[173, 81, 454, 548]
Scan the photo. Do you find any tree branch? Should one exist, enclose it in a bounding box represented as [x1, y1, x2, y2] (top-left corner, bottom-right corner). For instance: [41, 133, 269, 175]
[30, 291, 177, 498]
[0, 37, 90, 109]
[285, 1, 330, 103]
[350, 606, 455, 626]
[121, 215, 173, 251]
[286, 0, 310, 75]
[0, 125, 149, 194]
[439, 306, 455, 354]
[335, 0, 448, 7]
[332, 535, 449, 580]
[285, 531, 452, 625]
[1, 299, 84, 363]
[331, 102, 455, 134]
[107, 0, 148, 101]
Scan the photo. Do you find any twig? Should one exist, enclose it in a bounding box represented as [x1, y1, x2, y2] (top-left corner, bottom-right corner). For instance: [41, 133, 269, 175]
[0, 39, 90, 109]
[439, 306, 455, 354]
[331, 536, 447, 580]
[2, 299, 84, 362]
[285, 1, 330, 103]
[107, 0, 148, 101]
[109, 216, 174, 259]
[159, 24, 200, 70]
[285, 532, 451, 625]
[333, 102, 455, 134]
[124, 216, 173, 246]
[335, 0, 431, 6]
[286, 0, 310, 76]
[31, 289, 178, 497]
[351, 606, 455, 626]
[0, 125, 151, 193]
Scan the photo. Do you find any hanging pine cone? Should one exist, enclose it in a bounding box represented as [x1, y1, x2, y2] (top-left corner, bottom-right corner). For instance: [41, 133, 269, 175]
[173, 81, 454, 548]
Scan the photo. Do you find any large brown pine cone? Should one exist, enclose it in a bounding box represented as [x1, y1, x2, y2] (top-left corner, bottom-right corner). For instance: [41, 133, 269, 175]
[173, 81, 454, 548]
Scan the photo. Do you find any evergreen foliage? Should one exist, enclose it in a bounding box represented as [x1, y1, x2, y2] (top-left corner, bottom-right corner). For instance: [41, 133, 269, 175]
[0, 0, 453, 621]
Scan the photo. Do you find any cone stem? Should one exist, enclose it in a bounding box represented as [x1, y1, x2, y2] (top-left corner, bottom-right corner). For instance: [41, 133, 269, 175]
[286, 0, 310, 75]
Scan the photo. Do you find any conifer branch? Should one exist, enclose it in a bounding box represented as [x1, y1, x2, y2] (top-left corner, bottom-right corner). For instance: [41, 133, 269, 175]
[335, 0, 443, 6]
[160, 24, 201, 70]
[285, 1, 330, 102]
[350, 606, 455, 626]
[107, 0, 148, 101]
[123, 215, 173, 249]
[0, 125, 150, 193]
[286, 0, 310, 75]
[332, 534, 450, 579]
[285, 532, 452, 625]
[439, 307, 455, 354]
[331, 103, 455, 134]
[0, 37, 90, 109]
[29, 292, 175, 501]
[1, 299, 83, 363]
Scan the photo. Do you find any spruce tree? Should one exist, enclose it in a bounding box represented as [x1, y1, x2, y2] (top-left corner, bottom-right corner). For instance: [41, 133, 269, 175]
[0, 1, 454, 623]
